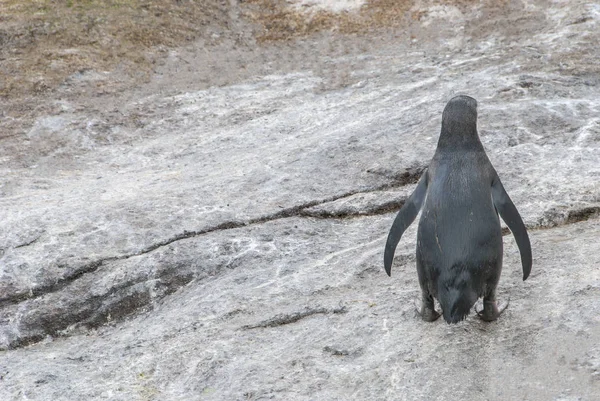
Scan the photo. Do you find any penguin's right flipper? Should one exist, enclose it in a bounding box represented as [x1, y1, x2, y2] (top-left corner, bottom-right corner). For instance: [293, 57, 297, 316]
[384, 170, 428, 276]
[491, 176, 532, 280]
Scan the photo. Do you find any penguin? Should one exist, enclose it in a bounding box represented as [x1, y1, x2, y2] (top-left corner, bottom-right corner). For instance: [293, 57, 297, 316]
[384, 95, 532, 323]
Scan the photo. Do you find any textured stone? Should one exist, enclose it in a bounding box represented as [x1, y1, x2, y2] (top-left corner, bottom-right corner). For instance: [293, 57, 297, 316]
[0, 0, 599, 399]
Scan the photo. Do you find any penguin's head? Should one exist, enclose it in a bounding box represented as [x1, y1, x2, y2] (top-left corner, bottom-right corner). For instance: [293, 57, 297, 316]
[442, 95, 477, 130]
[438, 95, 480, 148]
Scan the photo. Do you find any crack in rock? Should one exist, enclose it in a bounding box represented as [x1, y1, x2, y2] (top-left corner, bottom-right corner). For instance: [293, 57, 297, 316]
[0, 167, 425, 308]
[537, 205, 600, 229]
[365, 165, 425, 187]
[14, 235, 42, 249]
[323, 346, 351, 356]
[241, 306, 347, 330]
[0, 259, 114, 308]
[7, 270, 196, 350]
[301, 198, 408, 219]
[566, 206, 600, 225]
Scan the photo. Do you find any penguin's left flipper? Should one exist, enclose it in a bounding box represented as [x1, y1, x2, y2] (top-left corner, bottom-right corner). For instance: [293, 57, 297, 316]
[476, 297, 510, 322]
[491, 176, 532, 280]
[384, 170, 428, 276]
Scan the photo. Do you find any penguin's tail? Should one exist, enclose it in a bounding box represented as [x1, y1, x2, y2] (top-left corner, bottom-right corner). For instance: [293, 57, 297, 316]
[437, 283, 478, 324]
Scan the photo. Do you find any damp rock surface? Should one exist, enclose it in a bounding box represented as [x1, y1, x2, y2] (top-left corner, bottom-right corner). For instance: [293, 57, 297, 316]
[1, 0, 599, 400]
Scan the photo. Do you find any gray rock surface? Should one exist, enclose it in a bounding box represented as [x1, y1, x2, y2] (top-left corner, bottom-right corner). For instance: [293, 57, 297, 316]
[1, 0, 599, 399]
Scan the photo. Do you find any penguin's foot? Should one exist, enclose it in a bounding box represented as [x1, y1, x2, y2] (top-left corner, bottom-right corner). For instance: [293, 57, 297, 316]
[476, 297, 510, 322]
[414, 299, 441, 322]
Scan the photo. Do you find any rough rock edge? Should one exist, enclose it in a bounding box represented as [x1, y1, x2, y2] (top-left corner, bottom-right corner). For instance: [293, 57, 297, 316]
[241, 305, 348, 329]
[0, 165, 426, 308]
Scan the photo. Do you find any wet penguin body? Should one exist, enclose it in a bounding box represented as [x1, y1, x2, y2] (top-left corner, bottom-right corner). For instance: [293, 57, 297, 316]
[384, 95, 532, 323]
